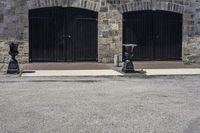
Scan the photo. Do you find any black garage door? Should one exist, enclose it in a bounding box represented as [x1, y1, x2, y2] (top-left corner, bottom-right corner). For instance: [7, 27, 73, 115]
[123, 10, 183, 60]
[29, 7, 98, 62]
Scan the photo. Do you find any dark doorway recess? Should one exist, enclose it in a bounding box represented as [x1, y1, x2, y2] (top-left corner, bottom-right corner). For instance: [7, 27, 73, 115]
[123, 10, 183, 61]
[29, 7, 98, 62]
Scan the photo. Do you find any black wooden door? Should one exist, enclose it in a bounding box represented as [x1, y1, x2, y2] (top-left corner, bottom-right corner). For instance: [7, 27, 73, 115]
[29, 8, 57, 62]
[29, 7, 98, 62]
[123, 11, 154, 60]
[64, 8, 98, 61]
[154, 11, 182, 59]
[123, 10, 182, 60]
[54, 8, 65, 62]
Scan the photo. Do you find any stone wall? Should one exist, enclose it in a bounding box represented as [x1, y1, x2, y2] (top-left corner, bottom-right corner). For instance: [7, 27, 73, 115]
[0, 0, 29, 63]
[0, 40, 29, 63]
[0, 0, 200, 63]
[185, 36, 200, 63]
[98, 1, 122, 62]
[0, 41, 9, 63]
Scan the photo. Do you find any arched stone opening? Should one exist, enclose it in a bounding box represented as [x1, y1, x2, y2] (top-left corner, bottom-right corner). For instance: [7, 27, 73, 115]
[27, 0, 101, 12]
[29, 6, 98, 62]
[120, 2, 185, 14]
[26, 0, 101, 62]
[122, 10, 183, 60]
[120, 1, 190, 61]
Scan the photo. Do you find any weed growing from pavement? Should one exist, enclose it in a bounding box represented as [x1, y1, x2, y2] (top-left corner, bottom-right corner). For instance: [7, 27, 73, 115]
[138, 69, 146, 75]
[183, 59, 192, 65]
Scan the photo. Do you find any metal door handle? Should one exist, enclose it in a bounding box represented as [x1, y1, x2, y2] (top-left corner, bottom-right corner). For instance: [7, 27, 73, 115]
[63, 35, 71, 38]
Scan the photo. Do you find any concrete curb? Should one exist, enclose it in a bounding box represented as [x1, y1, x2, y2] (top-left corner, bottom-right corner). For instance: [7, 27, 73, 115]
[144, 68, 200, 76]
[2, 67, 200, 79]
[21, 70, 124, 77]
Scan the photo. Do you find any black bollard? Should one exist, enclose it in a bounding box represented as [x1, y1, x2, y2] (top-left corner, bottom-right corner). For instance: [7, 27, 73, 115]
[7, 40, 20, 74]
[122, 44, 137, 73]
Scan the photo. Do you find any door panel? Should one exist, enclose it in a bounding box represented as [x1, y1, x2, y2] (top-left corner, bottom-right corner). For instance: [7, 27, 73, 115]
[73, 18, 98, 61]
[29, 8, 56, 62]
[63, 8, 74, 61]
[154, 11, 182, 60]
[123, 11, 154, 60]
[65, 8, 98, 61]
[123, 10, 182, 61]
[54, 8, 65, 62]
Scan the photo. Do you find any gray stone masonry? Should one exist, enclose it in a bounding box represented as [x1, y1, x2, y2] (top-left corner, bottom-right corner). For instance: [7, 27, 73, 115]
[0, 0, 200, 63]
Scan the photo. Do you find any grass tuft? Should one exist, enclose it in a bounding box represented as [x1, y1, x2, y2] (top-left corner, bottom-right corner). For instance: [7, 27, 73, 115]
[139, 69, 146, 75]
[183, 59, 192, 65]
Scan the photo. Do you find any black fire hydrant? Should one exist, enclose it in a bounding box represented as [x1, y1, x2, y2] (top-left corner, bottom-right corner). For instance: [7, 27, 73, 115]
[122, 44, 137, 73]
[7, 40, 20, 74]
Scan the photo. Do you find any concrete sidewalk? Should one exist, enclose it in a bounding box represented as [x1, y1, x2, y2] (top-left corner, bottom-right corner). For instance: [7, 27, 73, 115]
[120, 61, 200, 76]
[21, 68, 200, 77]
[134, 61, 200, 69]
[6, 61, 200, 77]
[22, 70, 123, 77]
[143, 68, 200, 76]
[22, 61, 200, 71]
[23, 62, 111, 70]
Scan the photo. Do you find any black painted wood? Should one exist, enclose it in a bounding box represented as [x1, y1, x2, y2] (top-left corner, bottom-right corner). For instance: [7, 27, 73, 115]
[29, 7, 98, 62]
[123, 10, 183, 61]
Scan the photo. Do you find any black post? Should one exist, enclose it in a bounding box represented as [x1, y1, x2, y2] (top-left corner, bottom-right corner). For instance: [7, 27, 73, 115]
[7, 40, 20, 74]
[122, 44, 137, 73]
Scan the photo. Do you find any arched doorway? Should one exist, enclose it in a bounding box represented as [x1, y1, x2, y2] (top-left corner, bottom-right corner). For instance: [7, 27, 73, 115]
[123, 10, 183, 60]
[29, 7, 98, 62]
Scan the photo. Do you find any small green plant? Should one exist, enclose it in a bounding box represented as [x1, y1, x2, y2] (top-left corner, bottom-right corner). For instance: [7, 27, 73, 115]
[183, 59, 192, 65]
[139, 69, 146, 75]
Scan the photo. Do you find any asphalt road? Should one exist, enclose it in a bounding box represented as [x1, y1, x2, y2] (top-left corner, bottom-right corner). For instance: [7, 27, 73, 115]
[0, 76, 200, 133]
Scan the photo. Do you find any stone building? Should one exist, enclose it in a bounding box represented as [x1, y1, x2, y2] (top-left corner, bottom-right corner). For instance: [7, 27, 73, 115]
[0, 0, 200, 63]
